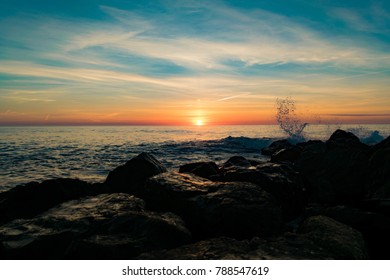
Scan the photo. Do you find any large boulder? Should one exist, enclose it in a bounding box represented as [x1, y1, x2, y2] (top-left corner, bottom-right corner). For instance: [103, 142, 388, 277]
[139, 235, 338, 259]
[305, 205, 390, 259]
[221, 156, 253, 168]
[139, 216, 367, 260]
[367, 136, 390, 198]
[221, 161, 306, 220]
[179, 161, 220, 180]
[105, 152, 166, 194]
[298, 215, 367, 259]
[0, 193, 191, 259]
[0, 178, 99, 225]
[144, 172, 283, 239]
[327, 129, 366, 148]
[261, 140, 292, 156]
[294, 130, 371, 203]
[271, 146, 302, 163]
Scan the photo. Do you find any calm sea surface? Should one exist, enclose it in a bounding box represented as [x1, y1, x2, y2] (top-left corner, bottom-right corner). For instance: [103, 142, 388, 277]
[1, 124, 389, 191]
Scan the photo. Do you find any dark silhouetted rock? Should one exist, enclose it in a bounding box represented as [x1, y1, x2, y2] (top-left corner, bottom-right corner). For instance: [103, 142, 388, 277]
[0, 178, 98, 225]
[294, 130, 371, 203]
[367, 136, 390, 198]
[221, 156, 252, 169]
[179, 161, 220, 179]
[261, 140, 292, 156]
[222, 162, 306, 220]
[299, 215, 367, 259]
[144, 172, 283, 239]
[140, 216, 368, 260]
[0, 193, 191, 259]
[105, 152, 166, 194]
[271, 146, 302, 163]
[305, 205, 390, 259]
[187, 182, 283, 239]
[139, 235, 334, 259]
[353, 198, 390, 217]
[328, 129, 366, 148]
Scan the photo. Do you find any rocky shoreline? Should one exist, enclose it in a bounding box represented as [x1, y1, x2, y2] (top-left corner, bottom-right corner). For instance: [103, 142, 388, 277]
[0, 129, 389, 259]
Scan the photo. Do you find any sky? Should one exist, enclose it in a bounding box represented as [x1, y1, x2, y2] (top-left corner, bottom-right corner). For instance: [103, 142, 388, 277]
[0, 0, 389, 125]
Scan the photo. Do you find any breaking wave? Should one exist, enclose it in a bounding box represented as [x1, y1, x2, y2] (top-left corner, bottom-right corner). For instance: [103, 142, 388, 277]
[275, 97, 308, 143]
[346, 127, 384, 145]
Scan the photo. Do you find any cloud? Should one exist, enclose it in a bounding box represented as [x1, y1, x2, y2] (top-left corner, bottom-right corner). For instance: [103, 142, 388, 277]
[19, 2, 384, 72]
[0, 0, 389, 124]
[330, 8, 375, 32]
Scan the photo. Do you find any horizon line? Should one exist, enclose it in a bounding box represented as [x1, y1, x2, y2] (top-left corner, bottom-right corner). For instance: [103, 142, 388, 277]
[1, 122, 390, 127]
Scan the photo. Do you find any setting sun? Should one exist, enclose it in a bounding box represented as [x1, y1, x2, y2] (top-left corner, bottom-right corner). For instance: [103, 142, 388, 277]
[196, 119, 204, 126]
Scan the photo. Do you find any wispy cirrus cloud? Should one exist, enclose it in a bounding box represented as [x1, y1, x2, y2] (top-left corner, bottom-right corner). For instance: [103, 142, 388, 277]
[0, 0, 389, 124]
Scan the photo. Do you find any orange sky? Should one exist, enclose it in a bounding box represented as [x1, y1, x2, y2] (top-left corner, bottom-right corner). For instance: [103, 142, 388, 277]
[1, 1, 390, 125]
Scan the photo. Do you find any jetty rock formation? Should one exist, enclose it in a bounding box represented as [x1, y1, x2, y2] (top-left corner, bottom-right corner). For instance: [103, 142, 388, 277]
[0, 129, 389, 259]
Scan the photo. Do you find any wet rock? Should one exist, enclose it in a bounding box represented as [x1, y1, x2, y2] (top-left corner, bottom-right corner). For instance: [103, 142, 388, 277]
[221, 156, 252, 168]
[222, 161, 306, 220]
[0, 193, 191, 259]
[145, 172, 214, 205]
[144, 172, 283, 239]
[179, 161, 220, 179]
[0, 178, 97, 225]
[294, 130, 371, 203]
[261, 140, 292, 156]
[299, 215, 367, 259]
[105, 152, 166, 194]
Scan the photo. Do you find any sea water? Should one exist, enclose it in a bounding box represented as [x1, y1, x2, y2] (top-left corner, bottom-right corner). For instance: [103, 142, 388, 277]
[1, 124, 389, 191]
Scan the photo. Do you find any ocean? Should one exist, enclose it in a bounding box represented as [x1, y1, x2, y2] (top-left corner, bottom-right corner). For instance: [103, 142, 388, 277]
[1, 124, 389, 191]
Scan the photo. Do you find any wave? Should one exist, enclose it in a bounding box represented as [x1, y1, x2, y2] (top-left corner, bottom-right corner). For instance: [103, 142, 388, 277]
[346, 127, 385, 145]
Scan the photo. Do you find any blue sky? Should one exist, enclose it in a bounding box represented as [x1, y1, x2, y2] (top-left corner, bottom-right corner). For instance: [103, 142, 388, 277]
[0, 0, 389, 125]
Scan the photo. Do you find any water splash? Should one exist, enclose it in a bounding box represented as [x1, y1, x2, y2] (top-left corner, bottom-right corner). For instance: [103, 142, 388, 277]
[276, 97, 308, 142]
[346, 127, 384, 145]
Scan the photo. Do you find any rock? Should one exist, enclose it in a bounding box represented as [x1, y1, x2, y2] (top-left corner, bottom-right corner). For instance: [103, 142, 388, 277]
[372, 135, 390, 152]
[222, 162, 306, 220]
[261, 140, 292, 156]
[140, 216, 368, 260]
[179, 162, 220, 179]
[145, 172, 214, 206]
[353, 199, 390, 217]
[299, 215, 367, 259]
[367, 136, 390, 198]
[139, 235, 334, 259]
[0, 193, 191, 259]
[188, 182, 283, 239]
[139, 237, 258, 260]
[327, 129, 366, 148]
[105, 152, 166, 194]
[294, 130, 371, 203]
[305, 205, 390, 259]
[0, 178, 98, 225]
[221, 156, 252, 168]
[144, 172, 283, 239]
[271, 146, 302, 163]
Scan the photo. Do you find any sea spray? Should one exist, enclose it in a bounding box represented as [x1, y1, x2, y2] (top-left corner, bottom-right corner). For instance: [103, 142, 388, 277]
[275, 97, 308, 143]
[346, 126, 384, 145]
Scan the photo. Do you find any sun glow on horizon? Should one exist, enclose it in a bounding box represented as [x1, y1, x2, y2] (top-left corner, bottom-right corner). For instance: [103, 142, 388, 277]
[196, 119, 204, 126]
